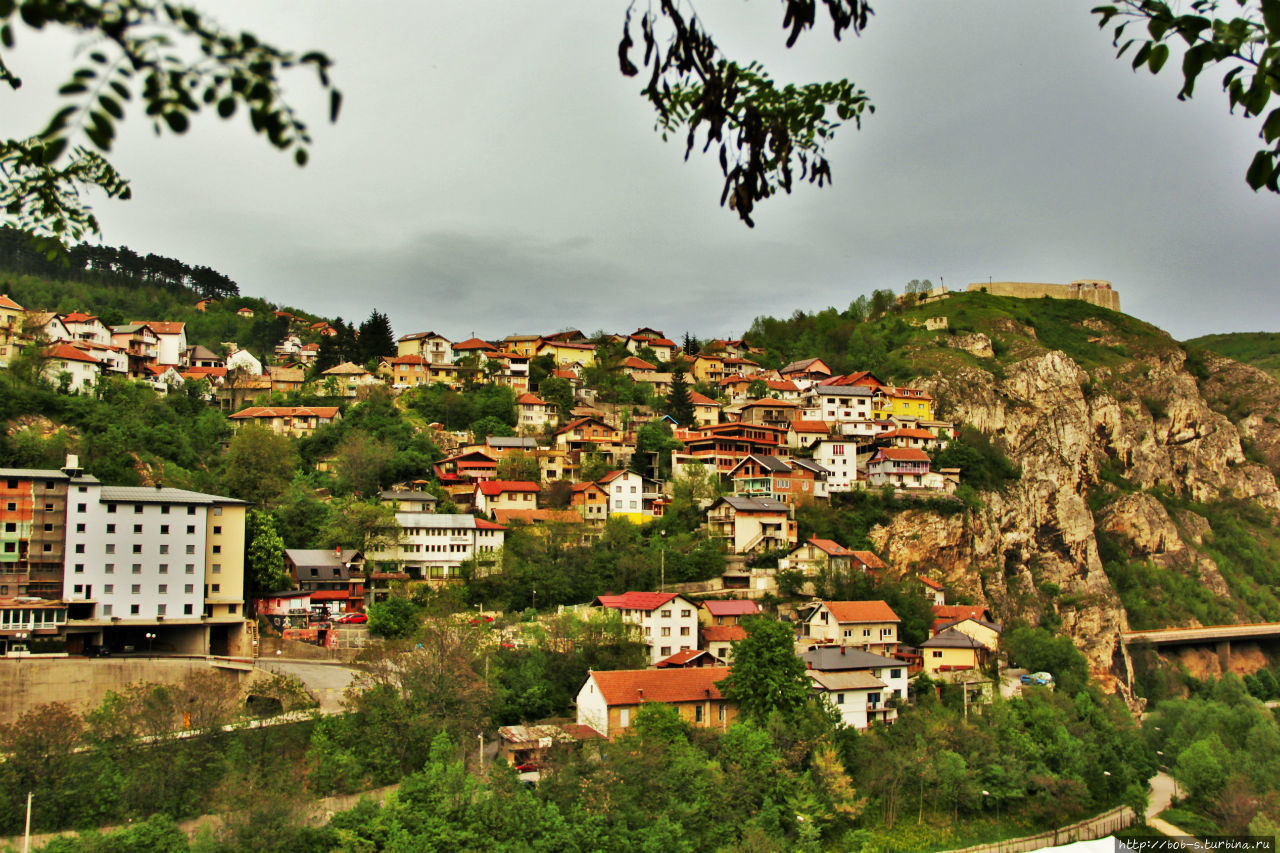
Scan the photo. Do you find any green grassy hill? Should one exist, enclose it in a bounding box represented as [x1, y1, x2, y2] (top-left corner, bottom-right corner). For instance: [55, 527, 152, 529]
[1184, 331, 1280, 378]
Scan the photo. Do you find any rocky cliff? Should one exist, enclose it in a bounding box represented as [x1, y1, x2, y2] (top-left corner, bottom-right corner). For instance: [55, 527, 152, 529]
[868, 315, 1280, 698]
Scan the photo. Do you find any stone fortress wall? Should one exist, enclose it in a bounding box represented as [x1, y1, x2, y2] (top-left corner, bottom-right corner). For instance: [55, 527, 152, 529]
[966, 279, 1121, 312]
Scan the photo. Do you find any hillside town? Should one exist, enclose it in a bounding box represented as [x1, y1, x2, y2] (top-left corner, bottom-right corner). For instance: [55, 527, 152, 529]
[0, 295, 997, 739]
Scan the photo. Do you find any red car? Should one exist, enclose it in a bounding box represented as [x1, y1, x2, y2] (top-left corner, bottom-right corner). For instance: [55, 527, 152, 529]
[334, 612, 367, 624]
[514, 762, 539, 773]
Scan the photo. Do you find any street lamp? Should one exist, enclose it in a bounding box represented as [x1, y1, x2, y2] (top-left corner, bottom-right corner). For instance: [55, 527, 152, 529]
[13, 630, 28, 664]
[982, 790, 999, 832]
[144, 631, 156, 656]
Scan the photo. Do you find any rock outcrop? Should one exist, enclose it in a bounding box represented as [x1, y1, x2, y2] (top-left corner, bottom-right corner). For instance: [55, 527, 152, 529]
[872, 341, 1280, 700]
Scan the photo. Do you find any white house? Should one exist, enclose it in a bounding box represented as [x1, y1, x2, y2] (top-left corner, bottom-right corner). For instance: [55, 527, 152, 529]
[226, 348, 263, 375]
[597, 470, 654, 518]
[136, 321, 189, 366]
[812, 437, 858, 492]
[43, 343, 101, 392]
[594, 591, 701, 664]
[365, 513, 505, 584]
[806, 384, 874, 425]
[60, 312, 111, 345]
[801, 645, 908, 728]
[802, 600, 901, 655]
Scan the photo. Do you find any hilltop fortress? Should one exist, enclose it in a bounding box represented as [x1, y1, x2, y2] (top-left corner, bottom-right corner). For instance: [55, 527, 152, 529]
[965, 279, 1120, 312]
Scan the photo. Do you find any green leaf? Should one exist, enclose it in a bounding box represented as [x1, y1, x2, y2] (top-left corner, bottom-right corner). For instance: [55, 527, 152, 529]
[1245, 149, 1273, 189]
[163, 111, 189, 133]
[99, 94, 123, 120]
[1148, 43, 1170, 73]
[217, 97, 236, 118]
[294, 148, 308, 166]
[1263, 108, 1280, 142]
[57, 82, 87, 96]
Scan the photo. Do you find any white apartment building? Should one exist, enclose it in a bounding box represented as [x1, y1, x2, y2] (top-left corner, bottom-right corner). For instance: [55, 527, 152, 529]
[812, 437, 858, 492]
[367, 513, 505, 583]
[806, 384, 874, 424]
[61, 482, 247, 655]
[598, 470, 652, 517]
[594, 591, 701, 664]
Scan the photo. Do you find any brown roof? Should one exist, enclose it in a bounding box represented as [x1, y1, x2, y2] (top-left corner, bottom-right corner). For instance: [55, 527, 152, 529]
[790, 420, 831, 434]
[700, 625, 748, 643]
[589, 667, 731, 705]
[229, 406, 340, 419]
[701, 600, 760, 617]
[454, 337, 498, 351]
[821, 600, 900, 624]
[851, 550, 887, 569]
[133, 320, 185, 335]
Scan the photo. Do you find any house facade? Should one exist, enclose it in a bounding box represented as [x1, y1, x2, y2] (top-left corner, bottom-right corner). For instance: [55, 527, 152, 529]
[594, 591, 701, 663]
[576, 666, 735, 737]
[802, 600, 900, 654]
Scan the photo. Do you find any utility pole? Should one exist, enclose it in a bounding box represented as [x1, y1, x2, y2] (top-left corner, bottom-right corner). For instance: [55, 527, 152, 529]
[478, 734, 484, 770]
[23, 791, 32, 853]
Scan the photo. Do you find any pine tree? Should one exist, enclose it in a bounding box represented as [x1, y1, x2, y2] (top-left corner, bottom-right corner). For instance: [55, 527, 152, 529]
[357, 310, 396, 365]
[666, 365, 695, 426]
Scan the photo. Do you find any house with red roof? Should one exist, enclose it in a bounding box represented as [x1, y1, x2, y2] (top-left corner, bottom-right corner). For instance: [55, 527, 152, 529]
[727, 453, 830, 504]
[879, 427, 946, 452]
[780, 357, 834, 382]
[867, 446, 951, 491]
[229, 406, 342, 437]
[699, 599, 761, 627]
[654, 648, 721, 668]
[919, 576, 946, 606]
[787, 419, 832, 449]
[433, 450, 499, 486]
[0, 294, 24, 367]
[674, 422, 786, 474]
[779, 539, 887, 578]
[397, 331, 453, 363]
[379, 354, 431, 388]
[686, 391, 722, 427]
[516, 392, 558, 430]
[43, 342, 101, 392]
[802, 600, 901, 654]
[453, 337, 499, 362]
[536, 339, 596, 368]
[576, 666, 735, 736]
[625, 331, 677, 362]
[569, 480, 609, 526]
[131, 320, 187, 365]
[473, 480, 540, 516]
[594, 591, 702, 664]
[61, 311, 111, 346]
[700, 624, 749, 662]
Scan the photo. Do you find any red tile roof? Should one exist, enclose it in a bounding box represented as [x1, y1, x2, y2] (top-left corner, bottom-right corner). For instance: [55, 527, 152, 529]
[646, 338, 677, 348]
[822, 600, 900, 624]
[919, 576, 945, 590]
[790, 420, 831, 434]
[230, 406, 340, 419]
[551, 369, 577, 379]
[493, 509, 580, 525]
[134, 321, 185, 335]
[454, 337, 497, 351]
[700, 625, 748, 643]
[309, 590, 351, 600]
[654, 648, 718, 667]
[45, 343, 100, 364]
[61, 311, 98, 323]
[620, 356, 657, 370]
[476, 480, 541, 496]
[515, 392, 547, 405]
[933, 605, 988, 623]
[688, 391, 720, 406]
[474, 519, 507, 530]
[0, 294, 23, 311]
[875, 447, 931, 462]
[807, 538, 855, 557]
[589, 666, 730, 705]
[883, 428, 938, 439]
[851, 550, 888, 569]
[390, 354, 430, 365]
[594, 591, 680, 612]
[702, 600, 760, 617]
[767, 380, 800, 392]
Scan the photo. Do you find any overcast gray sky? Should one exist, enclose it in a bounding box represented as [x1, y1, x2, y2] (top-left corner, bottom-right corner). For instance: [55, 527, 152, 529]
[6, 1, 1277, 342]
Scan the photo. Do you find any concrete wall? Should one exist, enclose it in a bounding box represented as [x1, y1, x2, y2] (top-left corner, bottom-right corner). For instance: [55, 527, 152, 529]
[0, 657, 246, 723]
[965, 280, 1121, 312]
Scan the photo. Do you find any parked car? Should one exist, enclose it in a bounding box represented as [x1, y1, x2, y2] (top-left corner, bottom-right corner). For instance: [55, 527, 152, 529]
[514, 762, 539, 773]
[468, 615, 495, 626]
[83, 644, 111, 657]
[334, 612, 368, 624]
[1020, 672, 1054, 686]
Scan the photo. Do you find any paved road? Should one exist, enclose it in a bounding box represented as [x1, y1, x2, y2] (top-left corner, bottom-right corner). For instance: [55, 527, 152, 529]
[258, 660, 362, 714]
[1146, 770, 1195, 843]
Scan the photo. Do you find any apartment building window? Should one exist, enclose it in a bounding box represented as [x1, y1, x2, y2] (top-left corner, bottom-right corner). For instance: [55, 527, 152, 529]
[74, 563, 84, 574]
[158, 584, 168, 594]
[159, 544, 169, 555]
[157, 604, 166, 616]
[187, 507, 196, 515]
[186, 525, 195, 534]
[158, 564, 168, 574]
[213, 526, 222, 535]
[104, 563, 114, 574]
[75, 543, 85, 554]
[75, 523, 85, 533]
[106, 524, 115, 533]
[863, 628, 872, 637]
[185, 544, 195, 554]
[185, 564, 194, 574]
[660, 646, 671, 656]
[102, 604, 112, 616]
[161, 506, 169, 514]
[212, 545, 221, 554]
[133, 524, 142, 533]
[160, 525, 169, 534]
[132, 564, 141, 574]
[131, 584, 141, 594]
[106, 504, 116, 514]
[212, 564, 221, 574]
[211, 584, 220, 593]
[184, 584, 194, 594]
[891, 669, 902, 679]
[132, 544, 142, 554]
[660, 609, 671, 618]
[184, 604, 193, 615]
[680, 626, 690, 636]
[661, 627, 670, 637]
[212, 506, 222, 516]
[134, 505, 142, 514]
[130, 604, 140, 614]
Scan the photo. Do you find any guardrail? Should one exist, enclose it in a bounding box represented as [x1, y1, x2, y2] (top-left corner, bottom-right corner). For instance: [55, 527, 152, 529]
[941, 805, 1135, 853]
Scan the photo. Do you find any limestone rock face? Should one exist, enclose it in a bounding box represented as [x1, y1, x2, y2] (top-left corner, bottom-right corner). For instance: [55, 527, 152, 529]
[944, 333, 994, 359]
[880, 347, 1280, 700]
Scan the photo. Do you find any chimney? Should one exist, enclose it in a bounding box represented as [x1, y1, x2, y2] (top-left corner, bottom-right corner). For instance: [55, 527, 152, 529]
[637, 688, 643, 700]
[61, 454, 82, 477]
[840, 646, 846, 656]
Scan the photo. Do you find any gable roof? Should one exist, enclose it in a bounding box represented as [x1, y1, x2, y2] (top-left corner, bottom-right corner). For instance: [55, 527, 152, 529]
[780, 357, 831, 374]
[873, 447, 932, 462]
[805, 537, 855, 557]
[790, 420, 832, 434]
[711, 495, 790, 513]
[921, 628, 987, 649]
[807, 670, 887, 692]
[453, 337, 497, 351]
[594, 591, 681, 612]
[919, 576, 945, 591]
[654, 649, 720, 668]
[620, 355, 657, 370]
[131, 320, 185, 335]
[323, 361, 371, 376]
[820, 600, 900, 624]
[700, 624, 749, 643]
[555, 416, 615, 435]
[588, 666, 730, 705]
[801, 646, 902, 671]
[476, 480, 541, 496]
[882, 428, 939, 439]
[45, 343, 100, 364]
[515, 392, 548, 406]
[932, 604, 991, 623]
[688, 391, 720, 406]
[0, 294, 24, 311]
[702, 600, 760, 617]
[230, 406, 340, 420]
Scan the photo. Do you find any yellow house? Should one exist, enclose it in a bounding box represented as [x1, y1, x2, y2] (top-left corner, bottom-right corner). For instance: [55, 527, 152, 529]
[872, 385, 934, 421]
[536, 340, 596, 368]
[0, 294, 25, 367]
[575, 667, 737, 738]
[690, 354, 726, 386]
[936, 617, 1001, 652]
[801, 600, 900, 654]
[921, 627, 992, 673]
[503, 335, 543, 357]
